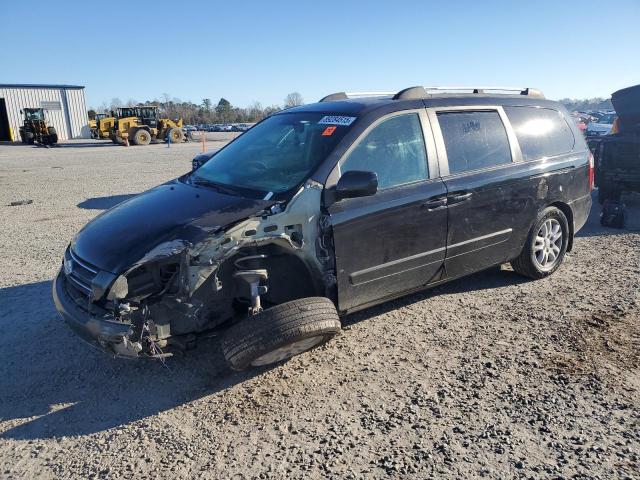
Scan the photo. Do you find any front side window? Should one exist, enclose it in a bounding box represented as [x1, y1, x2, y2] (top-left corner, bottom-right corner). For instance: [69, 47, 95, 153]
[504, 106, 575, 161]
[191, 112, 353, 196]
[437, 110, 512, 174]
[341, 113, 428, 190]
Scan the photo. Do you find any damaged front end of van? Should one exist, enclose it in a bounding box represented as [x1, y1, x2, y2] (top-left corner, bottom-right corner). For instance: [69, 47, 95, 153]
[53, 177, 335, 359]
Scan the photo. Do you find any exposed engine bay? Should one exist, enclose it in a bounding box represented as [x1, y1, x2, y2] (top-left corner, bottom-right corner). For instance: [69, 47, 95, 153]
[61, 181, 336, 358]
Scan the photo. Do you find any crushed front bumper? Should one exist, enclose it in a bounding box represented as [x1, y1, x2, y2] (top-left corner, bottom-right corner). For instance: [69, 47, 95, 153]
[52, 268, 140, 357]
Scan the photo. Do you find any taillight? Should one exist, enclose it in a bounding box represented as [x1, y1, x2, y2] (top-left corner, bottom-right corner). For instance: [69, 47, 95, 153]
[588, 151, 595, 191]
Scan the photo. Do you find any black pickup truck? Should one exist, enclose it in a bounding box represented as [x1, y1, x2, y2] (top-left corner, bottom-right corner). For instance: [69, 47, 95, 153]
[596, 84, 640, 204]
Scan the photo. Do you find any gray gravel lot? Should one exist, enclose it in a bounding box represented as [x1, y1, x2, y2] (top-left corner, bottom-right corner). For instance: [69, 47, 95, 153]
[0, 139, 638, 479]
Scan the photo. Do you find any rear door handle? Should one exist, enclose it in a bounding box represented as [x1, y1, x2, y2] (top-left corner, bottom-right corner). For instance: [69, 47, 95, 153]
[422, 196, 448, 210]
[448, 192, 473, 205]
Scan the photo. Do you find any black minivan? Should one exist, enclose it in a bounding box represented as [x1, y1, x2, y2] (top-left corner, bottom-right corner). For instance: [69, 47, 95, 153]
[53, 86, 593, 369]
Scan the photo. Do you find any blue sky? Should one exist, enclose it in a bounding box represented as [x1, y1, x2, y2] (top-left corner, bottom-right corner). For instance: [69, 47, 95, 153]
[1, 0, 638, 109]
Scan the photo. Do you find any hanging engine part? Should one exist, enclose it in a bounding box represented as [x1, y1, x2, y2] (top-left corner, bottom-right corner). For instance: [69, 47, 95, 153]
[233, 255, 269, 315]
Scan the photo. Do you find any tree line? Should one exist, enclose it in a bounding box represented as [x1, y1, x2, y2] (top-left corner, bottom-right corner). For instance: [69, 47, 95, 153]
[89, 93, 615, 123]
[89, 92, 305, 124]
[558, 97, 613, 112]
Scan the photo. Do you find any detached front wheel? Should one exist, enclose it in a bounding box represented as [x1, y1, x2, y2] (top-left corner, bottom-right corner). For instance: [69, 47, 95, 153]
[222, 297, 341, 370]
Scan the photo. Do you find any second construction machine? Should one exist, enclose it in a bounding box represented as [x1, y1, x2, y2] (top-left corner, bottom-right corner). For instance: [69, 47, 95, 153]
[111, 106, 183, 145]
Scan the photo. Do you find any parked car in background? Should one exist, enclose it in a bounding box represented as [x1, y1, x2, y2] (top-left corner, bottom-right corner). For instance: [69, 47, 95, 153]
[51, 84, 593, 370]
[586, 112, 617, 136]
[571, 112, 589, 132]
[595, 84, 640, 204]
[191, 148, 217, 171]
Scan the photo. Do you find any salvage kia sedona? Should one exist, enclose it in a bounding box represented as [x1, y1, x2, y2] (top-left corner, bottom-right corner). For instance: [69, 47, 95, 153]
[53, 86, 593, 369]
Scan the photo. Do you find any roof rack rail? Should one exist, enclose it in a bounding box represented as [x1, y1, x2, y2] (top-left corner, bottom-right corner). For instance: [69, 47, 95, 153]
[426, 86, 544, 97]
[319, 91, 395, 102]
[320, 86, 545, 103]
[393, 86, 545, 100]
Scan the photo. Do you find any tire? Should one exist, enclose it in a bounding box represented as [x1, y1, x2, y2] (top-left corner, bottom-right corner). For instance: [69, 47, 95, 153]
[222, 297, 341, 370]
[167, 127, 183, 144]
[510, 207, 569, 280]
[132, 129, 151, 146]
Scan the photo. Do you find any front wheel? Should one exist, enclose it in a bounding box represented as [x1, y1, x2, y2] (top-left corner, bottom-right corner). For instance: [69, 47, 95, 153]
[222, 297, 341, 370]
[510, 207, 569, 279]
[132, 129, 151, 146]
[166, 127, 183, 144]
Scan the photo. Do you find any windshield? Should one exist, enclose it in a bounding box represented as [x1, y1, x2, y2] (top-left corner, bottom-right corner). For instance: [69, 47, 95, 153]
[138, 107, 157, 119]
[118, 108, 137, 118]
[25, 109, 44, 121]
[190, 112, 355, 196]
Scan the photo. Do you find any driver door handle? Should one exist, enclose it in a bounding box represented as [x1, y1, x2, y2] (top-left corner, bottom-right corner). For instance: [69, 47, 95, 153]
[448, 192, 473, 205]
[422, 196, 448, 211]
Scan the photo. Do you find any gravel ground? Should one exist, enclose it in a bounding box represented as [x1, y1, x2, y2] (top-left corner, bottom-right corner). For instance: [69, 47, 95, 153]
[0, 139, 638, 479]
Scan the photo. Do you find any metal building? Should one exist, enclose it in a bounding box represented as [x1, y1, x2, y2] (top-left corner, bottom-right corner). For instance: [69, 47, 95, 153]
[0, 84, 90, 142]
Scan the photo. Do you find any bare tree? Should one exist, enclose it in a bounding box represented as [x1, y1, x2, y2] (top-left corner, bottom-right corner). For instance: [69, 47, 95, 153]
[109, 97, 123, 110]
[284, 92, 304, 108]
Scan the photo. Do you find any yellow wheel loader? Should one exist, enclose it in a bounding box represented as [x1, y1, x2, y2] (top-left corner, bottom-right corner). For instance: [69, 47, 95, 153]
[89, 113, 115, 139]
[19, 108, 58, 146]
[111, 106, 183, 146]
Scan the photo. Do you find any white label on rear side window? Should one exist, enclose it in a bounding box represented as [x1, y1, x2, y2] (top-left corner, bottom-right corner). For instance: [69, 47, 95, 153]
[318, 115, 357, 126]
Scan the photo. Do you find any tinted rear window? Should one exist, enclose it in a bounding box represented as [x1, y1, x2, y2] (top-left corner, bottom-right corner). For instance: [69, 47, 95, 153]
[504, 106, 575, 161]
[437, 110, 512, 174]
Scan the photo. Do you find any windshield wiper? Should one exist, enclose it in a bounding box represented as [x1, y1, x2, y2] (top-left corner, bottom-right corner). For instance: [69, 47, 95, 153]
[190, 178, 239, 195]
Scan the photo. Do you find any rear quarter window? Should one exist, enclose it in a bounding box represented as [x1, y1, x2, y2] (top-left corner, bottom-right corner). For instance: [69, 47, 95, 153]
[504, 106, 575, 161]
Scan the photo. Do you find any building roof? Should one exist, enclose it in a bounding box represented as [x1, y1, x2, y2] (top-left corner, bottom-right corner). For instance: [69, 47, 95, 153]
[0, 84, 84, 89]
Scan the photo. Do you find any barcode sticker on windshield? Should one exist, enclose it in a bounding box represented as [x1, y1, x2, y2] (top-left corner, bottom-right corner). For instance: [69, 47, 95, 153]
[318, 116, 356, 126]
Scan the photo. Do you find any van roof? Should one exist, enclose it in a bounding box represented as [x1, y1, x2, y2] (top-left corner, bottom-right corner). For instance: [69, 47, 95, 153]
[283, 93, 563, 117]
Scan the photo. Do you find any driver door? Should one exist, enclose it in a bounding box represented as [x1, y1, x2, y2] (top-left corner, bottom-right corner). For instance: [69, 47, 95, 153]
[327, 111, 448, 313]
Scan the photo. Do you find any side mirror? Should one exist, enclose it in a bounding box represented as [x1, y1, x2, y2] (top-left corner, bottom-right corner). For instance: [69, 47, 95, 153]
[335, 170, 378, 200]
[20, 109, 23, 114]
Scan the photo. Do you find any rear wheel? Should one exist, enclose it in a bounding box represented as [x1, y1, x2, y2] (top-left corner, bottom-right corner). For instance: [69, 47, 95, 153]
[132, 129, 151, 146]
[167, 127, 183, 144]
[222, 297, 341, 370]
[511, 207, 569, 279]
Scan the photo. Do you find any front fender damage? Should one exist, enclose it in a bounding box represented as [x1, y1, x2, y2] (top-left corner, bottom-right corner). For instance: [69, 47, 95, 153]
[101, 182, 335, 358]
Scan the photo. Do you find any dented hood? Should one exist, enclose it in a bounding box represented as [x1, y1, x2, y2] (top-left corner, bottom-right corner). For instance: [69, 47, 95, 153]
[72, 179, 275, 273]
